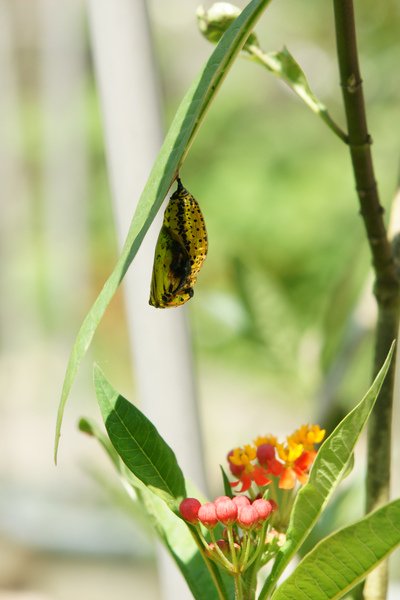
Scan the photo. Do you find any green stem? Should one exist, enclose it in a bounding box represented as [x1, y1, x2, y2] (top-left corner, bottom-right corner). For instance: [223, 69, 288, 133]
[332, 1, 400, 598]
[210, 529, 235, 572]
[239, 530, 253, 572]
[191, 526, 229, 600]
[247, 44, 348, 143]
[227, 526, 239, 571]
[234, 572, 244, 600]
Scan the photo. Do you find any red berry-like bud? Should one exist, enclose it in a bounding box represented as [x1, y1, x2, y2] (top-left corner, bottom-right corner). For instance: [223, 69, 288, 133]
[232, 495, 251, 509]
[252, 499, 273, 521]
[257, 444, 275, 465]
[198, 502, 218, 528]
[179, 498, 201, 523]
[237, 505, 259, 529]
[215, 497, 238, 525]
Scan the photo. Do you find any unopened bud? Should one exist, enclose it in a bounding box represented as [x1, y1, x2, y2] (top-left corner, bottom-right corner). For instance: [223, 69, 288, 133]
[179, 498, 201, 523]
[237, 505, 259, 529]
[196, 3, 259, 50]
[252, 498, 273, 521]
[198, 502, 218, 528]
[215, 497, 238, 525]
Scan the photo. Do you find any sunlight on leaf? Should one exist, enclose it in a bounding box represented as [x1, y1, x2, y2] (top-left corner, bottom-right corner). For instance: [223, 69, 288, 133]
[259, 342, 395, 599]
[271, 499, 400, 600]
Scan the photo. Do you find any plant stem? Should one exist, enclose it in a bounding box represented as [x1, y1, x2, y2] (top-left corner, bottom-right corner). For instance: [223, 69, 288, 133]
[332, 1, 400, 597]
[234, 572, 244, 600]
[191, 527, 229, 600]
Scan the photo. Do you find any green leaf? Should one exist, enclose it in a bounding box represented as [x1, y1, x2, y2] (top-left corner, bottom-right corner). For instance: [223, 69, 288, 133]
[54, 0, 273, 462]
[247, 45, 347, 142]
[220, 465, 234, 498]
[264, 47, 324, 113]
[259, 342, 395, 599]
[81, 414, 229, 600]
[94, 364, 186, 510]
[271, 499, 400, 600]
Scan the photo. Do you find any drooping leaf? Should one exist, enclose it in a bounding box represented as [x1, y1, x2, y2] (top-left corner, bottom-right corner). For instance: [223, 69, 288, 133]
[264, 47, 324, 113]
[271, 499, 400, 600]
[259, 342, 395, 599]
[246, 44, 347, 141]
[94, 364, 186, 510]
[55, 0, 273, 461]
[80, 415, 229, 600]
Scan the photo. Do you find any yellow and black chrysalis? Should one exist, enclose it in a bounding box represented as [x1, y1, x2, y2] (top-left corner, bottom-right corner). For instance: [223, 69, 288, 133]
[149, 178, 208, 308]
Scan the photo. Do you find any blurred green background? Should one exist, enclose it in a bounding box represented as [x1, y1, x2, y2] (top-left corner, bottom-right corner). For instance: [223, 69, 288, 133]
[1, 0, 399, 598]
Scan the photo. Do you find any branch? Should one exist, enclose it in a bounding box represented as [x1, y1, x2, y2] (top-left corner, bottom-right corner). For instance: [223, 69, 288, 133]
[332, 1, 400, 598]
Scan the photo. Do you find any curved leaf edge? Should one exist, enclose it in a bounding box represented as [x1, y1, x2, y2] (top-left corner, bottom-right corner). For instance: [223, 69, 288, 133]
[270, 498, 400, 600]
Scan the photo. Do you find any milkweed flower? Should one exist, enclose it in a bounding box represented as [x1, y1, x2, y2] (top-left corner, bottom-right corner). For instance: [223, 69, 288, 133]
[227, 424, 325, 491]
[228, 445, 271, 492]
[288, 424, 325, 450]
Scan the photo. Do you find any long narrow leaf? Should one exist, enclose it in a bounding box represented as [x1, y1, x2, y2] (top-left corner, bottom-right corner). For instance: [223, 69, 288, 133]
[54, 0, 272, 461]
[259, 342, 394, 599]
[271, 499, 400, 600]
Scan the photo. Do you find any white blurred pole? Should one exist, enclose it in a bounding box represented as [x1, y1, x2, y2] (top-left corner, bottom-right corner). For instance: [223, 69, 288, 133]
[0, 1, 37, 345]
[86, 2, 207, 599]
[39, 0, 89, 330]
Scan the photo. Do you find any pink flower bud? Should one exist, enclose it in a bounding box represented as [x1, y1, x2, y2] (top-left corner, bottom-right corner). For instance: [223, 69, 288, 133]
[252, 499, 273, 521]
[198, 502, 218, 528]
[237, 505, 259, 529]
[232, 495, 251, 509]
[179, 498, 201, 523]
[257, 443, 275, 465]
[215, 497, 238, 525]
[214, 495, 232, 504]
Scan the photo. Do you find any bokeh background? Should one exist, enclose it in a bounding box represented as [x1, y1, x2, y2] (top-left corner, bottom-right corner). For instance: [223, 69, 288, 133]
[1, 0, 399, 598]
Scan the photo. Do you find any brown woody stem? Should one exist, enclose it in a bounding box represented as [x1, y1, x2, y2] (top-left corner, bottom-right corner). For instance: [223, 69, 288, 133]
[332, 1, 400, 598]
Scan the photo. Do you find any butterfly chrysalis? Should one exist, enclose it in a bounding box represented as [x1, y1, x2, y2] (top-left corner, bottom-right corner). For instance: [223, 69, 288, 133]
[149, 179, 208, 308]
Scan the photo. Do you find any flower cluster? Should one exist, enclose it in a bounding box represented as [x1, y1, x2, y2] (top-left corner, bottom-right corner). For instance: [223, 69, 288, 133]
[228, 424, 325, 492]
[178, 425, 325, 579]
[179, 495, 278, 574]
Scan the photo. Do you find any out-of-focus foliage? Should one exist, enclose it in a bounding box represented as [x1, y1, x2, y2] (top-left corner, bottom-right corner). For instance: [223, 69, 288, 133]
[155, 1, 398, 404]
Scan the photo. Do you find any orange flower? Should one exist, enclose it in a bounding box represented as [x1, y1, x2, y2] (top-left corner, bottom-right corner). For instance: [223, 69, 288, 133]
[254, 435, 278, 448]
[228, 445, 271, 492]
[229, 463, 271, 492]
[287, 424, 325, 450]
[275, 442, 314, 489]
